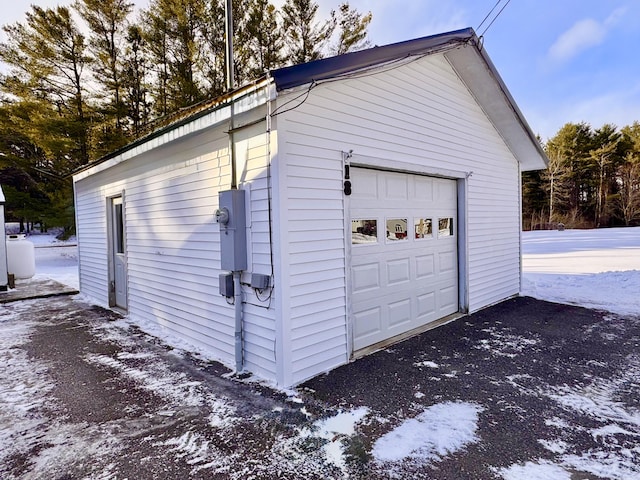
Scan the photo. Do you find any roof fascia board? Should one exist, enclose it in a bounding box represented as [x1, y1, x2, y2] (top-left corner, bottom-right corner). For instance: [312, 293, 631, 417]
[444, 41, 548, 171]
[271, 28, 474, 92]
[73, 79, 274, 182]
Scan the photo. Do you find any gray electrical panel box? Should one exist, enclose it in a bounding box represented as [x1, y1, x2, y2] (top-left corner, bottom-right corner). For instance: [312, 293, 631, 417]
[219, 273, 234, 297]
[216, 189, 247, 271]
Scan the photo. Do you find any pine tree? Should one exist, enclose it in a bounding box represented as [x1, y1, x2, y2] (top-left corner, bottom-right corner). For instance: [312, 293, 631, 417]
[74, 0, 134, 155]
[615, 123, 640, 226]
[122, 24, 151, 137]
[331, 2, 372, 55]
[0, 5, 91, 170]
[166, 0, 207, 108]
[143, 0, 208, 114]
[199, 0, 226, 97]
[244, 0, 284, 79]
[282, 0, 335, 64]
[589, 124, 622, 227]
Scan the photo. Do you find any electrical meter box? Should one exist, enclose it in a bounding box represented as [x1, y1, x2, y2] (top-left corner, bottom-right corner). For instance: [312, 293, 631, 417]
[216, 189, 247, 271]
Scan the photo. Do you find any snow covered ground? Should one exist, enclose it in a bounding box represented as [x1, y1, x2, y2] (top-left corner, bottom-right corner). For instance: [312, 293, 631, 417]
[14, 229, 79, 290]
[1, 226, 638, 478]
[521, 226, 640, 316]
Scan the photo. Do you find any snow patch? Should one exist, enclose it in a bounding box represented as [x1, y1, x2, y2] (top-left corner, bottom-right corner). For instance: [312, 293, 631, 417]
[85, 352, 238, 428]
[414, 360, 439, 368]
[301, 407, 369, 476]
[372, 402, 483, 464]
[498, 460, 571, 480]
[0, 303, 57, 467]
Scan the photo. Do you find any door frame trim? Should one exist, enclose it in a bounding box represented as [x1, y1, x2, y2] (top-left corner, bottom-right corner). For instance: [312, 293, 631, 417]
[106, 192, 128, 310]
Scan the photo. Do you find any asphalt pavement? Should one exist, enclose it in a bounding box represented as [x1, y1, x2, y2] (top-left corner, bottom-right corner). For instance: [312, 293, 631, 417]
[1, 287, 639, 479]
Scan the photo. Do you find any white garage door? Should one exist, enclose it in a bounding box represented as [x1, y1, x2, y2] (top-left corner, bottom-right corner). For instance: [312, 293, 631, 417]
[350, 167, 459, 352]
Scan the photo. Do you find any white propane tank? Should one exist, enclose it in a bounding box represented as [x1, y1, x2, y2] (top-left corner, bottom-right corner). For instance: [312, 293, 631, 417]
[6, 234, 36, 279]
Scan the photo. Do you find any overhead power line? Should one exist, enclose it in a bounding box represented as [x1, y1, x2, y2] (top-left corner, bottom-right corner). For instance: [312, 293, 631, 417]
[477, 0, 512, 38]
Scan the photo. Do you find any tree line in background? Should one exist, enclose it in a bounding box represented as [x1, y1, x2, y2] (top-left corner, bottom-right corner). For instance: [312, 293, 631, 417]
[523, 121, 640, 230]
[0, 0, 372, 233]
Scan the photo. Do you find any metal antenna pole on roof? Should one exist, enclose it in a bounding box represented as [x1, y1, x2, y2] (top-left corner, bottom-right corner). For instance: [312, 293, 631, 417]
[225, 0, 238, 189]
[225, 0, 235, 91]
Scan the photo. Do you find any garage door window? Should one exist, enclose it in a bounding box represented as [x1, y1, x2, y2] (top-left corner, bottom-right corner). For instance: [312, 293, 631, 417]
[386, 218, 408, 241]
[414, 218, 433, 239]
[352, 219, 378, 244]
[438, 217, 455, 237]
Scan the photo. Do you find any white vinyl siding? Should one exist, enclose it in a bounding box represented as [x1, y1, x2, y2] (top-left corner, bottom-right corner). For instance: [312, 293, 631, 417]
[276, 52, 521, 382]
[274, 126, 348, 386]
[233, 122, 277, 378]
[75, 122, 277, 378]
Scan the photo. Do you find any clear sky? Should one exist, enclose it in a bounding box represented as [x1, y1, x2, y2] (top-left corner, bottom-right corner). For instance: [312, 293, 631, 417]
[2, 0, 639, 140]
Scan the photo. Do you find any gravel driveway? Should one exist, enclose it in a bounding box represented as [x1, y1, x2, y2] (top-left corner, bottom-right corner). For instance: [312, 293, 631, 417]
[1, 294, 639, 479]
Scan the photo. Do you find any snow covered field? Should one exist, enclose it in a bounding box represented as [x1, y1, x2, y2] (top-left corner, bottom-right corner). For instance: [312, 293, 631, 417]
[522, 227, 640, 316]
[1, 226, 638, 478]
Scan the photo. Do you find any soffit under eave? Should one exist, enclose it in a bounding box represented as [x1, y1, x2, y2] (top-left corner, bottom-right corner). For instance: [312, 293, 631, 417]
[444, 45, 548, 172]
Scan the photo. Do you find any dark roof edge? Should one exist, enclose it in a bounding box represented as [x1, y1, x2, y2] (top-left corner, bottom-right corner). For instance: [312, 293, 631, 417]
[270, 28, 475, 91]
[71, 78, 270, 178]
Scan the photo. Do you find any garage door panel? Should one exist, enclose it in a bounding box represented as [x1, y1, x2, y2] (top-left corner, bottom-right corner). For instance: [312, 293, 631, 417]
[352, 169, 379, 199]
[438, 250, 457, 274]
[353, 306, 382, 339]
[387, 299, 412, 328]
[417, 292, 436, 318]
[438, 285, 458, 312]
[414, 176, 435, 201]
[350, 167, 458, 353]
[387, 258, 411, 285]
[416, 254, 435, 278]
[352, 262, 380, 293]
[384, 175, 409, 200]
[437, 178, 457, 201]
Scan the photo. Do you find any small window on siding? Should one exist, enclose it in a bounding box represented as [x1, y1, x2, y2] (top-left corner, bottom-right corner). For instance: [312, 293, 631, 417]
[414, 218, 433, 239]
[115, 203, 125, 253]
[438, 217, 454, 237]
[386, 218, 408, 241]
[352, 219, 377, 244]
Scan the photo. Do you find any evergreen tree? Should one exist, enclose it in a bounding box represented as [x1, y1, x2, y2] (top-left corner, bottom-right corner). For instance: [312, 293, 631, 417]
[615, 122, 640, 226]
[244, 0, 284, 78]
[122, 24, 151, 137]
[331, 2, 372, 55]
[144, 0, 208, 113]
[228, 0, 253, 86]
[0, 103, 73, 233]
[200, 0, 227, 97]
[544, 122, 594, 225]
[589, 124, 622, 227]
[142, 6, 171, 116]
[0, 5, 91, 170]
[282, 0, 335, 64]
[74, 0, 134, 155]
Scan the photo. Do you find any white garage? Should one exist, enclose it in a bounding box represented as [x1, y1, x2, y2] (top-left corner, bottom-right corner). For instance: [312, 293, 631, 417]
[73, 28, 548, 387]
[350, 168, 459, 352]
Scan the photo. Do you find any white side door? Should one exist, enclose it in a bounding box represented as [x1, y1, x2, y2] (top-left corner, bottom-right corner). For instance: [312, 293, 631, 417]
[109, 196, 128, 309]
